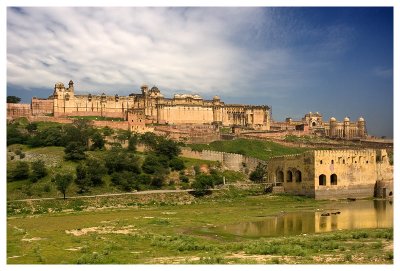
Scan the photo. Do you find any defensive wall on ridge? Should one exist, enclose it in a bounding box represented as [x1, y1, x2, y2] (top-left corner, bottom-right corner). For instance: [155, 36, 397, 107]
[180, 147, 263, 172]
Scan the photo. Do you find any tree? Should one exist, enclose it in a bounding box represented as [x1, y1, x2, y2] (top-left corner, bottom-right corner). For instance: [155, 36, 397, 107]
[154, 138, 181, 159]
[139, 132, 159, 149]
[141, 154, 169, 175]
[26, 122, 38, 133]
[249, 163, 268, 183]
[90, 131, 105, 150]
[9, 161, 30, 180]
[75, 163, 90, 193]
[191, 174, 215, 196]
[169, 157, 185, 171]
[104, 150, 141, 174]
[53, 173, 73, 199]
[30, 159, 47, 182]
[64, 142, 86, 161]
[7, 96, 21, 103]
[127, 135, 138, 152]
[85, 158, 107, 186]
[7, 124, 28, 145]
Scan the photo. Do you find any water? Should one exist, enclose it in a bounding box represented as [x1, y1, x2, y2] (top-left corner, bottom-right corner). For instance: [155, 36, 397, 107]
[215, 200, 393, 237]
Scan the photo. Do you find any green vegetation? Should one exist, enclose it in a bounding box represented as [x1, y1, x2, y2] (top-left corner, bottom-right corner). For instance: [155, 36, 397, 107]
[6, 192, 393, 264]
[188, 138, 305, 160]
[7, 95, 21, 103]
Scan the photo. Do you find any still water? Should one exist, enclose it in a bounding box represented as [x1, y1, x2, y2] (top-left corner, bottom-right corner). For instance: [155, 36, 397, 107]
[215, 200, 393, 237]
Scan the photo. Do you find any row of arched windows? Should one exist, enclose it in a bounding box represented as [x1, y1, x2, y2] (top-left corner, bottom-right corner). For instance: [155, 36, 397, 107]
[276, 170, 302, 183]
[319, 174, 337, 186]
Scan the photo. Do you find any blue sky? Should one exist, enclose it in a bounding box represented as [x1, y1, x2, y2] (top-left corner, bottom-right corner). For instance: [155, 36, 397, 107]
[7, 7, 393, 137]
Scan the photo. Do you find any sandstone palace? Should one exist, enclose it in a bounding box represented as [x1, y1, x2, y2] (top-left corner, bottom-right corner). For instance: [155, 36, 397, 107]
[8, 80, 368, 140]
[43, 80, 270, 130]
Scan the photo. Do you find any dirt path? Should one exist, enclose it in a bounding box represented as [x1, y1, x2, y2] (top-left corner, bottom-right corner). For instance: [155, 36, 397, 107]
[8, 189, 198, 202]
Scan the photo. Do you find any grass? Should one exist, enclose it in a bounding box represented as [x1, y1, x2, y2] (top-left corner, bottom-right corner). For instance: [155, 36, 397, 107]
[7, 193, 393, 264]
[188, 138, 306, 160]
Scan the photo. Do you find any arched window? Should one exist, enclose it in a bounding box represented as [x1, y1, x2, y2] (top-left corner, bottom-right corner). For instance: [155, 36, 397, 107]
[295, 170, 302, 183]
[286, 171, 293, 182]
[320, 160, 323, 164]
[319, 174, 326, 186]
[330, 174, 337, 185]
[277, 171, 284, 183]
[331, 160, 334, 164]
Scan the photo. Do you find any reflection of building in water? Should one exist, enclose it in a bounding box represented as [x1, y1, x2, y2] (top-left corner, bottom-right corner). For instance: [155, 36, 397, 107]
[218, 201, 393, 237]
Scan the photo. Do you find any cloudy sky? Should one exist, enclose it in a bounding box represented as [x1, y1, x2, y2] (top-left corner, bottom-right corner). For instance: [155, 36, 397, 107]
[7, 7, 393, 137]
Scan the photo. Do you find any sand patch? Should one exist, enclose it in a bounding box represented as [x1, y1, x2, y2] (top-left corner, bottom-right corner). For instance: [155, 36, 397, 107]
[21, 237, 45, 242]
[65, 247, 82, 251]
[65, 225, 136, 236]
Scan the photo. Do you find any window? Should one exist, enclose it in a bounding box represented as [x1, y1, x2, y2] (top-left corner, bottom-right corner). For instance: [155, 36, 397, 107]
[319, 174, 326, 186]
[277, 171, 284, 183]
[295, 170, 302, 183]
[320, 160, 323, 164]
[286, 171, 293, 182]
[331, 160, 334, 164]
[330, 174, 337, 185]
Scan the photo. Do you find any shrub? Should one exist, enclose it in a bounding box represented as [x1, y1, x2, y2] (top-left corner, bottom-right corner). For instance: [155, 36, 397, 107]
[9, 161, 30, 180]
[179, 175, 189, 183]
[169, 158, 185, 171]
[64, 142, 86, 161]
[31, 159, 47, 181]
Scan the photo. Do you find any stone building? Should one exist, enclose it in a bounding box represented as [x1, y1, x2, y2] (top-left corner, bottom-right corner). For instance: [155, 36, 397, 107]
[48, 81, 271, 131]
[271, 112, 367, 139]
[266, 149, 392, 199]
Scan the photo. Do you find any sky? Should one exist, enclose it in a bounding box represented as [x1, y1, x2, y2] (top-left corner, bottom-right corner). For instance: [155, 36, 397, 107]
[6, 7, 393, 138]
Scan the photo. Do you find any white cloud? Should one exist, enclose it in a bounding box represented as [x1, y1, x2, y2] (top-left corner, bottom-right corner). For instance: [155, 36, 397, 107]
[7, 7, 351, 100]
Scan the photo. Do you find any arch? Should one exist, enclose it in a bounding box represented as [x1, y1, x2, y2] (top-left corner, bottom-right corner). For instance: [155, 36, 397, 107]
[319, 174, 326, 186]
[389, 191, 393, 196]
[277, 170, 284, 183]
[295, 170, 302, 183]
[331, 160, 334, 164]
[286, 170, 293, 182]
[312, 122, 316, 127]
[330, 174, 337, 185]
[320, 160, 323, 164]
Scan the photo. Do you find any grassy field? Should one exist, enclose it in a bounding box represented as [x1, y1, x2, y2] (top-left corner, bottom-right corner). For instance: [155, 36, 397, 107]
[188, 138, 306, 160]
[7, 191, 393, 264]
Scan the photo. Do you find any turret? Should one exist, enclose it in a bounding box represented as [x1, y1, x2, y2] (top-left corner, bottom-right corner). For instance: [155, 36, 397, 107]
[343, 117, 350, 139]
[329, 117, 337, 137]
[68, 80, 74, 92]
[357, 117, 366, 138]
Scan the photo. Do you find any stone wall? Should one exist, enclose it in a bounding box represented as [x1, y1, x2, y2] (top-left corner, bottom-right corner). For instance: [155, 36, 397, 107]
[179, 147, 264, 172]
[7, 103, 31, 119]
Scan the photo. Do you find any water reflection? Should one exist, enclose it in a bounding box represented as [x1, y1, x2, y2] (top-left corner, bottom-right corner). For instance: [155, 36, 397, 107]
[216, 200, 393, 237]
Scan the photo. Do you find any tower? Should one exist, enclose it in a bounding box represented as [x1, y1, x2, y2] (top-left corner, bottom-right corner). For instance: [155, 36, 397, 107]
[357, 117, 366, 138]
[329, 117, 337, 137]
[343, 117, 350, 139]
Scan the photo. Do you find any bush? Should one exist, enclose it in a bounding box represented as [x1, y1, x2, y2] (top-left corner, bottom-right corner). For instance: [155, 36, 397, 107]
[249, 163, 268, 183]
[31, 159, 47, 181]
[64, 142, 86, 161]
[179, 175, 189, 183]
[191, 174, 214, 196]
[9, 161, 30, 180]
[169, 158, 185, 171]
[43, 184, 51, 192]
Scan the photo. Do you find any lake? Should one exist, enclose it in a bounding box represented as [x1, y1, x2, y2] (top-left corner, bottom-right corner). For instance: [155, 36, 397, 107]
[214, 200, 393, 238]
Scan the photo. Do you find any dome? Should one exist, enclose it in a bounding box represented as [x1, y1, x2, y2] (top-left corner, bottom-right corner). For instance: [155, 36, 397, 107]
[344, 117, 350, 122]
[150, 86, 160, 92]
[330, 117, 336, 122]
[213, 95, 220, 100]
[358, 117, 365, 122]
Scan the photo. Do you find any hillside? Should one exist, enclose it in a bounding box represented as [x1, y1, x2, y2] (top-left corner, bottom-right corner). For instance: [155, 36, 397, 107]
[188, 138, 307, 160]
